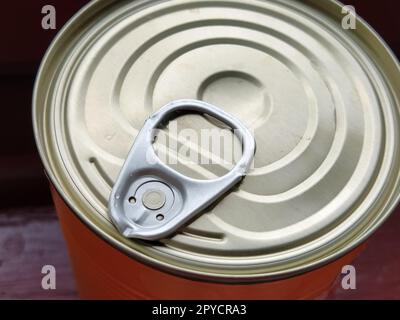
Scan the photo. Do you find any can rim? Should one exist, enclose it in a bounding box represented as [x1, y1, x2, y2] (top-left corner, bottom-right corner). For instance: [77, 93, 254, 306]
[33, 0, 400, 282]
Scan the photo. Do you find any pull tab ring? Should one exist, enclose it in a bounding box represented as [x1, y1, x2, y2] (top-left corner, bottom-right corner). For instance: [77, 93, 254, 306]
[109, 99, 256, 240]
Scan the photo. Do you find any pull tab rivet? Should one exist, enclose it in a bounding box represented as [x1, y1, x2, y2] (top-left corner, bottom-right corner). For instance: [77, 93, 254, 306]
[142, 189, 166, 210]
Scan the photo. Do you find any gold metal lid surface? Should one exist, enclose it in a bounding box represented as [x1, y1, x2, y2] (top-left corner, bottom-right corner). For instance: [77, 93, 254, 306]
[33, 0, 400, 281]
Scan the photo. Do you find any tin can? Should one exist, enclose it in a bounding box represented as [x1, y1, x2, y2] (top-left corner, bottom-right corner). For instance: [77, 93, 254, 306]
[33, 0, 400, 299]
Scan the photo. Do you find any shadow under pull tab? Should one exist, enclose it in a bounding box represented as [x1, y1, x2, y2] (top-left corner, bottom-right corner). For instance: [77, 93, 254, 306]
[108, 99, 256, 240]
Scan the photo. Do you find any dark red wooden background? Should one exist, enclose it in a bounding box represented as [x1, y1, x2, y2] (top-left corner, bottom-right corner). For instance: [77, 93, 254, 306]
[0, 0, 399, 300]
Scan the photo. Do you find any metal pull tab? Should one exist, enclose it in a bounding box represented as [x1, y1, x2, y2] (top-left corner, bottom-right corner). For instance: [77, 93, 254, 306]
[109, 99, 256, 240]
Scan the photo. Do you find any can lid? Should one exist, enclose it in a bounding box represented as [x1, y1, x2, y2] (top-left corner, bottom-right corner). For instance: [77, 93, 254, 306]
[33, 0, 400, 280]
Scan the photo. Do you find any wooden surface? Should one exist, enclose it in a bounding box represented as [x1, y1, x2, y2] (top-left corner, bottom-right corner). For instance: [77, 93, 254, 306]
[0, 206, 399, 300]
[0, 207, 77, 299]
